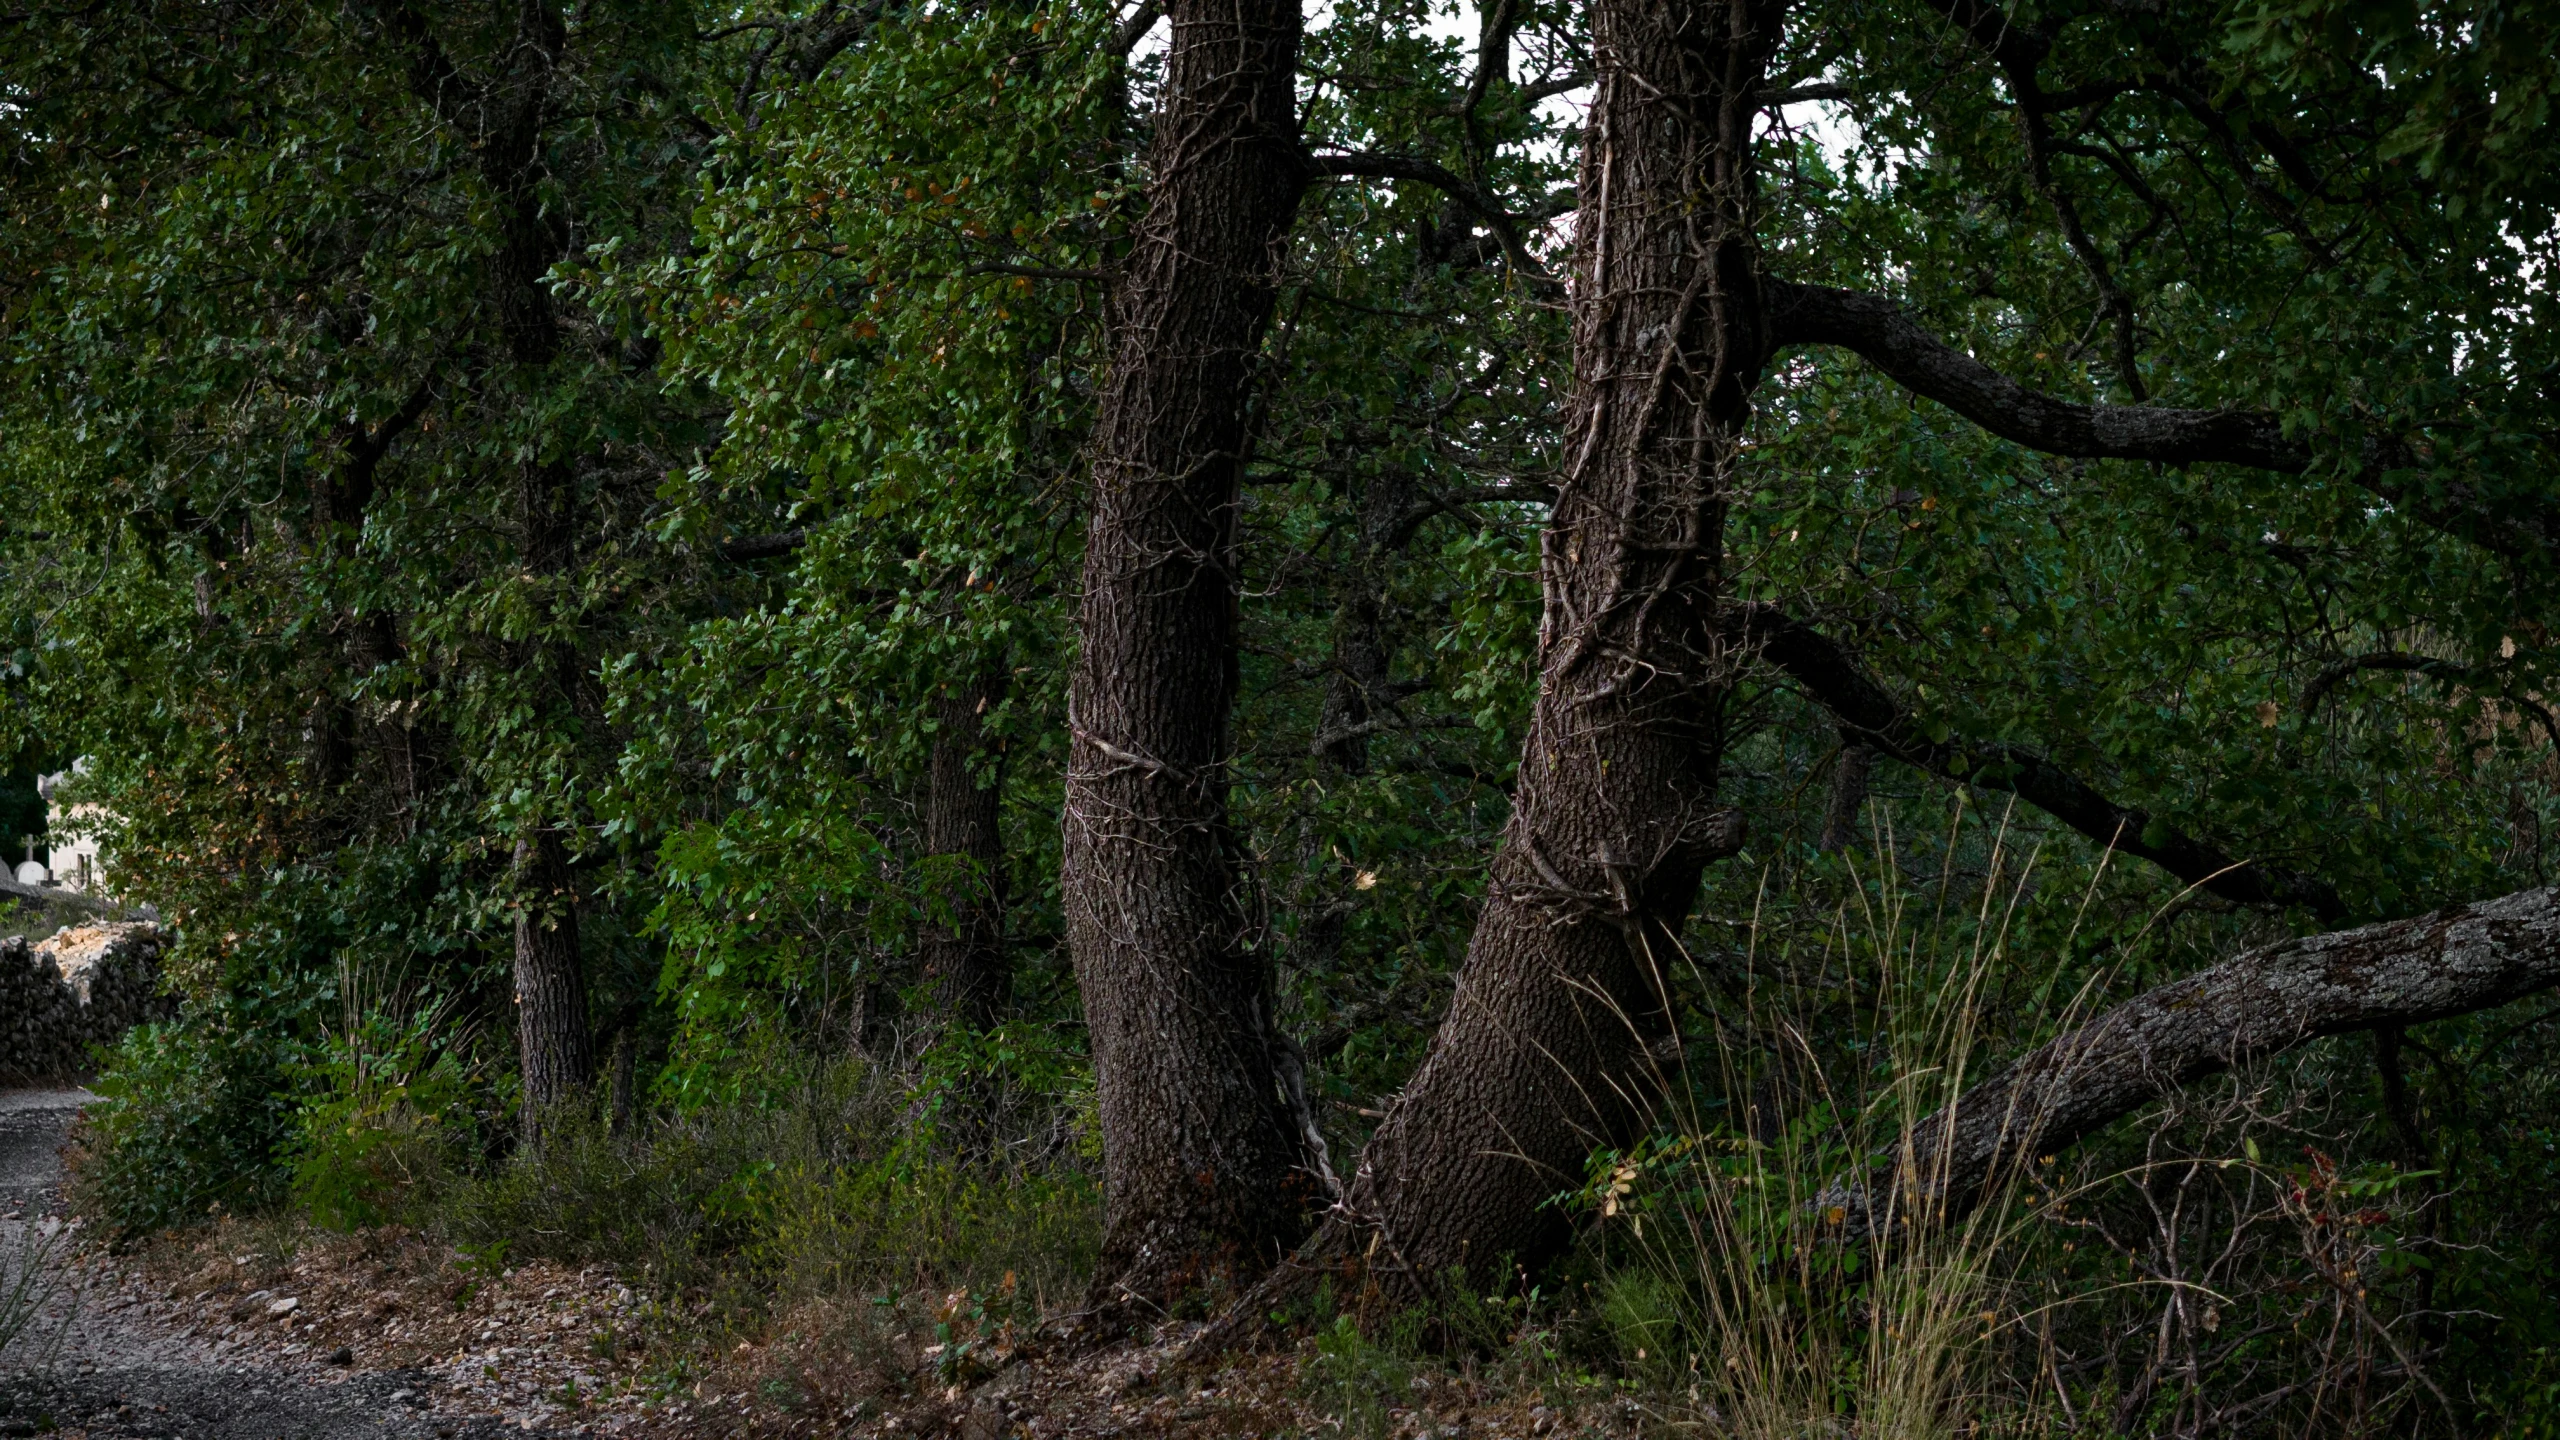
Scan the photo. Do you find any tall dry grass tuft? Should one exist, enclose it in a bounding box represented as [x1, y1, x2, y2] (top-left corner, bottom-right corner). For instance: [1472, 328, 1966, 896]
[0, 1218, 68, 1365]
[1597, 803, 2115, 1439]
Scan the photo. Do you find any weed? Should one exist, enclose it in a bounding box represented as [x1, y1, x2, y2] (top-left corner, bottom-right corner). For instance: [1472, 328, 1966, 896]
[0, 1219, 66, 1362]
[1300, 1313, 1417, 1440]
[288, 960, 490, 1230]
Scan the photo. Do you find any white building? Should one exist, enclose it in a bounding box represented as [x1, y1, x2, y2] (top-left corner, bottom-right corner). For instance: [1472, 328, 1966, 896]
[36, 761, 104, 894]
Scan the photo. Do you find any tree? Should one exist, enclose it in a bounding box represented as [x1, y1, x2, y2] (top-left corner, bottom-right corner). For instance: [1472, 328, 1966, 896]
[0, 0, 726, 1140]
[1061, 0, 1327, 1313]
[1204, 0, 2560, 1330]
[11, 0, 2560, 1417]
[1221, 0, 1783, 1312]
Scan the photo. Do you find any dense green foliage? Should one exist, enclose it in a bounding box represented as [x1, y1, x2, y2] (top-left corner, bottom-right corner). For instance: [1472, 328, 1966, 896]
[7, 0, 2559, 1430]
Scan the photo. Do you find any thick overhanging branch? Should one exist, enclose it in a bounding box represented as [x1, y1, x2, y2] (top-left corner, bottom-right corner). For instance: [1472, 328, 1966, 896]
[1855, 885, 2560, 1227]
[1731, 602, 2343, 920]
[1763, 280, 2560, 562]
[1767, 281, 2311, 469]
[1115, 0, 1166, 55]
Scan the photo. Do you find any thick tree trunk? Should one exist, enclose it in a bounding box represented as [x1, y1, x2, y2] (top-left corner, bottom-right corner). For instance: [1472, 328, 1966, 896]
[1269, 0, 1781, 1315]
[512, 828, 593, 1138]
[1062, 0, 1316, 1314]
[921, 665, 1010, 1029]
[1854, 885, 2560, 1227]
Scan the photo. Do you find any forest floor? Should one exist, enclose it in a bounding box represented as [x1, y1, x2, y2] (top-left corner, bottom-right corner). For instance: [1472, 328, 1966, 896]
[1, 1089, 1647, 1439]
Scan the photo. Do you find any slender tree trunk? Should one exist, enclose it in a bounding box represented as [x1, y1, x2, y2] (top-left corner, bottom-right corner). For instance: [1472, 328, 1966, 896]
[1062, 0, 1316, 1315]
[513, 828, 593, 1135]
[486, 3, 592, 1135]
[607, 1022, 638, 1138]
[510, 450, 592, 1139]
[1215, 0, 1782, 1332]
[921, 664, 1010, 1029]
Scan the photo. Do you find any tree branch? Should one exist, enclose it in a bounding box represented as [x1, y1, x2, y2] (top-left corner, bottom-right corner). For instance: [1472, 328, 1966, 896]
[1855, 885, 2560, 1227]
[1307, 711, 1472, 756]
[328, 375, 438, 523]
[1304, 150, 1553, 286]
[1115, 0, 1165, 55]
[2298, 651, 2472, 715]
[1764, 280, 2560, 561]
[376, 2, 483, 138]
[1761, 82, 1852, 105]
[720, 529, 806, 562]
[789, 0, 888, 85]
[966, 261, 1108, 283]
[1732, 602, 2343, 920]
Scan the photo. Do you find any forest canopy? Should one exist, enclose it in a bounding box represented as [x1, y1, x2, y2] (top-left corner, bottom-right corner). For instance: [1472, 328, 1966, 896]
[4, 0, 2559, 1431]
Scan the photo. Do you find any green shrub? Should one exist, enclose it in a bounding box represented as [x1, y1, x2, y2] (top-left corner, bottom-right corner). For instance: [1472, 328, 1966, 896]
[287, 990, 490, 1230]
[433, 1054, 1099, 1313]
[71, 1012, 294, 1235]
[1300, 1311, 1419, 1440]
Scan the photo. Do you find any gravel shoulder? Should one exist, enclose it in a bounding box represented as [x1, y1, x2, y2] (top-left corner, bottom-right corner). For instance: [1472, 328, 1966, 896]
[1, 1091, 1630, 1439]
[0, 1088, 565, 1440]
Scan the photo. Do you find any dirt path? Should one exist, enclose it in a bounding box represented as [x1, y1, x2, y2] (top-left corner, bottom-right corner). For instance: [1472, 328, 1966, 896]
[0, 1088, 563, 1440]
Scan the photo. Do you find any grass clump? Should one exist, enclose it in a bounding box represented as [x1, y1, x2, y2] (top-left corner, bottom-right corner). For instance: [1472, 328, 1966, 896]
[0, 1220, 65, 1363]
[1582, 812, 2079, 1439]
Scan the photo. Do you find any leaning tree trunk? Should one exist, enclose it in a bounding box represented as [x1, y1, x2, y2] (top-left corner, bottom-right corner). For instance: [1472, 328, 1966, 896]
[1061, 0, 1317, 1315]
[921, 664, 1010, 1029]
[1846, 885, 2560, 1228]
[1261, 0, 1783, 1320]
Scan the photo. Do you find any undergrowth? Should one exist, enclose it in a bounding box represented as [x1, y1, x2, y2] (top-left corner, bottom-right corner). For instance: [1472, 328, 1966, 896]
[59, 800, 2560, 1437]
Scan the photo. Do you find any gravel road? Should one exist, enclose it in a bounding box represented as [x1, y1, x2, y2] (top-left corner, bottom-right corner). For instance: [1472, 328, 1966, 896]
[0, 1088, 560, 1440]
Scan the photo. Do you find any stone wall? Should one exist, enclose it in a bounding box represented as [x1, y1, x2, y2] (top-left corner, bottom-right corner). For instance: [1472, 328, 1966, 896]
[1, 922, 175, 1082]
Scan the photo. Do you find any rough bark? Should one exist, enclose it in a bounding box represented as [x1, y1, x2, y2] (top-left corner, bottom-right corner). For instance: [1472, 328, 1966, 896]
[509, 450, 591, 1131]
[1252, 0, 1781, 1322]
[1734, 602, 2344, 920]
[1061, 0, 1316, 1314]
[1855, 885, 2560, 1228]
[921, 665, 1010, 1029]
[512, 828, 593, 1136]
